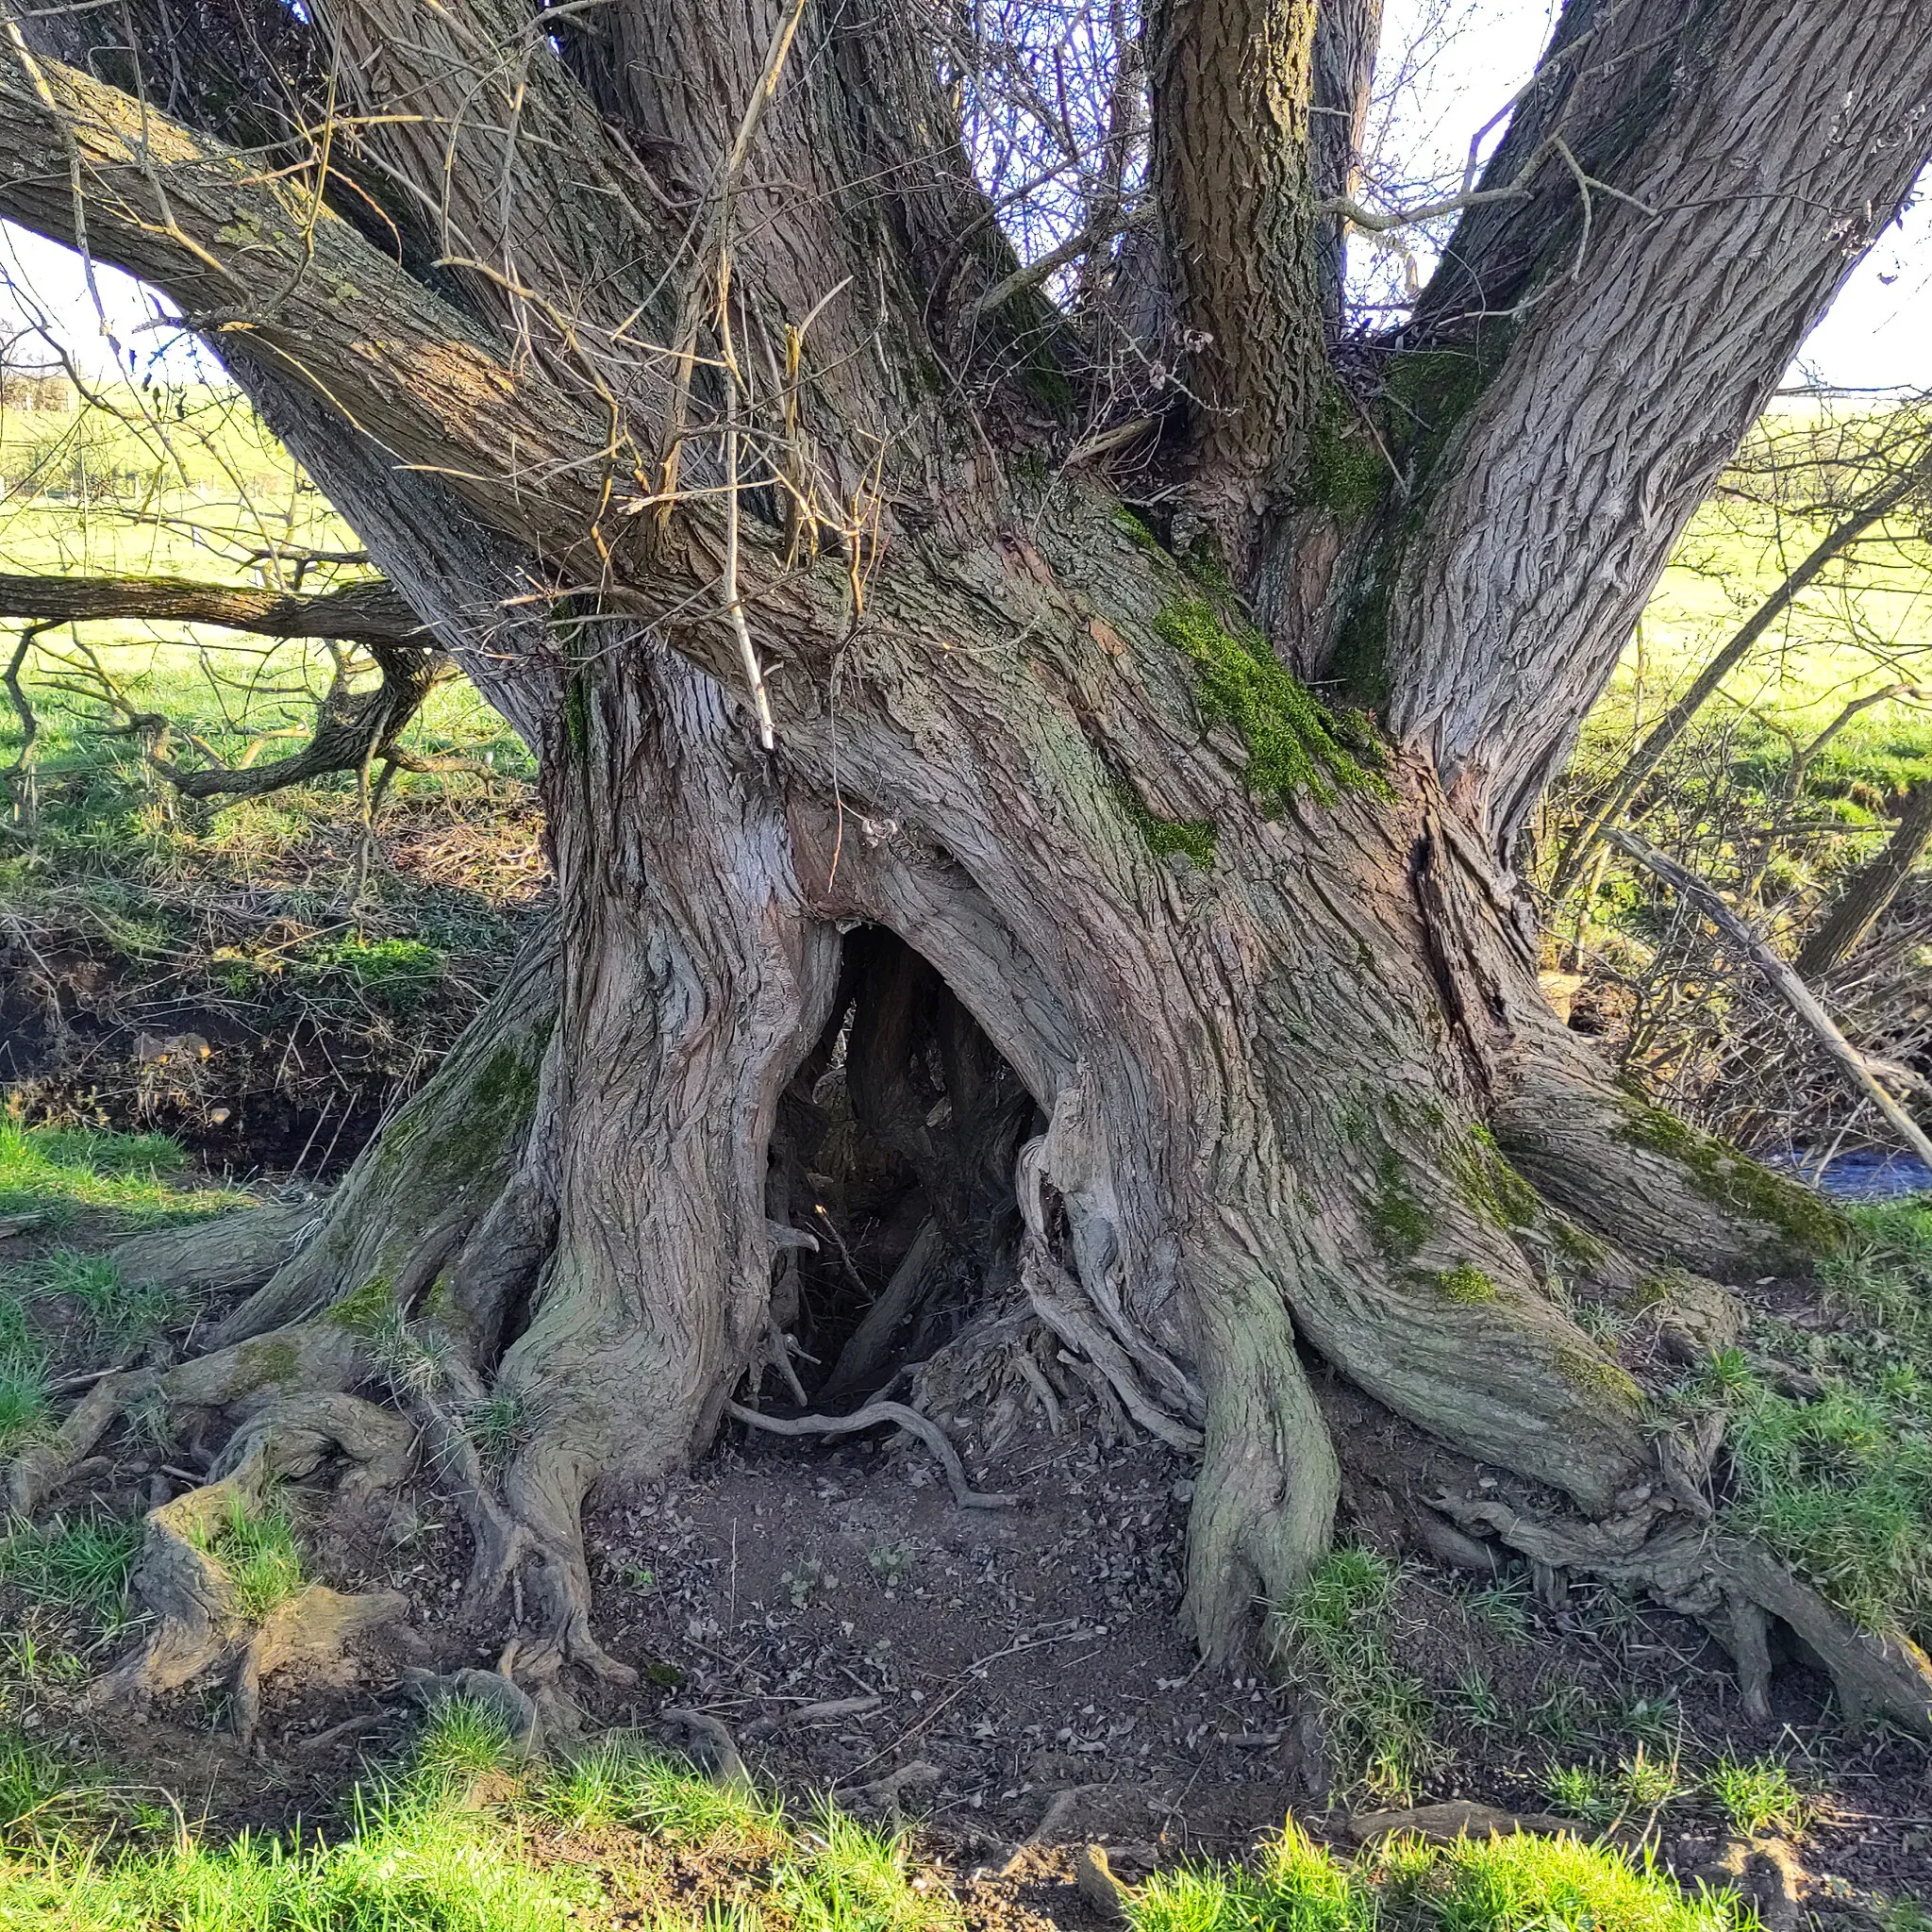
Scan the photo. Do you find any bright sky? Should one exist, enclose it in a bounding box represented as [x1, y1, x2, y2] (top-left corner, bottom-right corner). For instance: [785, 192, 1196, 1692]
[1372, 0, 1931, 391]
[1, 0, 1925, 392]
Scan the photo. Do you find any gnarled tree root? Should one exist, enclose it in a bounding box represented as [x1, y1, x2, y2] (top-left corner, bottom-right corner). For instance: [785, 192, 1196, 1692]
[725, 1398, 1016, 1508]
[91, 1393, 417, 1742]
[1437, 1490, 1932, 1739]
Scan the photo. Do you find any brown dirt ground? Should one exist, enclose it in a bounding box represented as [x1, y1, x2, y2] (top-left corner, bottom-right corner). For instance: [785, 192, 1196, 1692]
[4, 1243, 1930, 1924]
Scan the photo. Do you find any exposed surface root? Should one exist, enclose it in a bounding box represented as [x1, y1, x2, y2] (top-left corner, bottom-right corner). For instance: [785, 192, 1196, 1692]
[93, 1402, 414, 1735]
[5, 1318, 361, 1514]
[725, 1399, 1016, 1508]
[1016, 1138, 1203, 1455]
[1436, 1488, 1932, 1739]
[107, 1199, 321, 1301]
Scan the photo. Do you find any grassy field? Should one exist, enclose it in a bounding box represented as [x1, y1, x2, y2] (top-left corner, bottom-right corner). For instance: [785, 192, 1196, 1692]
[1, 383, 541, 1161]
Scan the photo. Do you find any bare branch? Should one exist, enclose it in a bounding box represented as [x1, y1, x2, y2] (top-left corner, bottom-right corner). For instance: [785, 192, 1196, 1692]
[0, 574, 425, 645]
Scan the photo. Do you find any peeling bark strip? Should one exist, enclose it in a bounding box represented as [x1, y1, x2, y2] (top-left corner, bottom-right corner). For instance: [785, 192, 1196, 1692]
[1, 0, 1929, 1705]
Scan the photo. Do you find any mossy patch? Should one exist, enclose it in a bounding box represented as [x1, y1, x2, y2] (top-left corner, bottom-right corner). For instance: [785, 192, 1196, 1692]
[1550, 1215, 1611, 1273]
[1369, 1150, 1432, 1262]
[1451, 1124, 1540, 1231]
[1434, 1262, 1497, 1304]
[233, 1336, 301, 1394]
[1622, 1104, 1845, 1261]
[1556, 1341, 1642, 1408]
[1109, 777, 1217, 868]
[1156, 599, 1391, 808]
[329, 1274, 396, 1338]
[1303, 385, 1388, 523]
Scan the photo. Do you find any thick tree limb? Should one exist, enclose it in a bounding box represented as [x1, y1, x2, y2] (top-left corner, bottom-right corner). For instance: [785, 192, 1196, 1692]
[0, 41, 614, 570]
[1607, 827, 1932, 1170]
[1146, 0, 1326, 495]
[1309, 0, 1383, 322]
[1385, 0, 1932, 841]
[0, 573, 422, 643]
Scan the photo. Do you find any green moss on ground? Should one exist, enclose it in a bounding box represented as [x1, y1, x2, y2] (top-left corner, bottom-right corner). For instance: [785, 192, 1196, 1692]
[1156, 599, 1391, 808]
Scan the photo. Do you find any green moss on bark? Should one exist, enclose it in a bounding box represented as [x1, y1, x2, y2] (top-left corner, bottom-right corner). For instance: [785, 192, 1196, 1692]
[1110, 778, 1218, 868]
[329, 1274, 396, 1337]
[1303, 387, 1388, 522]
[1452, 1125, 1540, 1231]
[1156, 599, 1391, 808]
[1555, 1341, 1642, 1409]
[1621, 1105, 1845, 1260]
[1370, 1151, 1432, 1262]
[1434, 1263, 1497, 1304]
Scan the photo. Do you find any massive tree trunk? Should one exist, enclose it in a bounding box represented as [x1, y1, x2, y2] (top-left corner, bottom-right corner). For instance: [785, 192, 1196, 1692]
[4, 0, 1931, 1726]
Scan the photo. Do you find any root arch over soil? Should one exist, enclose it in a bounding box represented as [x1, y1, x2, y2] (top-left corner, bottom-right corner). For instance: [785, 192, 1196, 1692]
[11, 745, 1932, 1749]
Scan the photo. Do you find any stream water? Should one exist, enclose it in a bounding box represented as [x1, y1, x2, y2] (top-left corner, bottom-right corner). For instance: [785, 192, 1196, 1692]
[1771, 1147, 1932, 1201]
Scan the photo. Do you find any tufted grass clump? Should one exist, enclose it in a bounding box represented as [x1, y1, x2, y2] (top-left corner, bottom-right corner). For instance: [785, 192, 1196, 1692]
[1274, 1548, 1439, 1806]
[413, 1692, 523, 1784]
[1706, 1755, 1805, 1838]
[192, 1491, 306, 1621]
[0, 1513, 142, 1630]
[1544, 1747, 1688, 1828]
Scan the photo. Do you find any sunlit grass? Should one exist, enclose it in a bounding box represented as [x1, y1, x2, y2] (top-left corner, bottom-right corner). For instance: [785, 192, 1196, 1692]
[1272, 1548, 1439, 1806]
[1694, 1199, 1932, 1645]
[0, 1514, 142, 1631]
[0, 1120, 242, 1231]
[190, 1491, 305, 1622]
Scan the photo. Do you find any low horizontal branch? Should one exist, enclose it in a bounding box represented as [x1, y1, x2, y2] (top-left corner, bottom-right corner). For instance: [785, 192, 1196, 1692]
[0, 574, 426, 645]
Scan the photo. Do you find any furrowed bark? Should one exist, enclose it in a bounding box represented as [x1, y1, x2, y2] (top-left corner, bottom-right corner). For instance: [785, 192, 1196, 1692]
[1388, 0, 1932, 841]
[1147, 0, 1327, 502]
[8, 0, 1931, 1700]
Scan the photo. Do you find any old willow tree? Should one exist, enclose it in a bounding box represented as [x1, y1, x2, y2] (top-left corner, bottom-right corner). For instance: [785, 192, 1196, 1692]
[6, 0, 1932, 1725]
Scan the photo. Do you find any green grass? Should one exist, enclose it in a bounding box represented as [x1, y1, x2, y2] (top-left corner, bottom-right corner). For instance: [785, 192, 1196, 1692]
[774, 1809, 956, 1932]
[1126, 1817, 1749, 1932]
[460, 1386, 541, 1474]
[34, 1249, 178, 1345]
[0, 1353, 50, 1457]
[0, 1514, 142, 1630]
[0, 1707, 1766, 1932]
[1705, 1756, 1805, 1839]
[0, 1122, 240, 1232]
[1690, 1199, 1932, 1644]
[191, 1491, 305, 1621]
[538, 1736, 782, 1847]
[1542, 1748, 1687, 1829]
[414, 1692, 523, 1783]
[1272, 1549, 1439, 1806]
